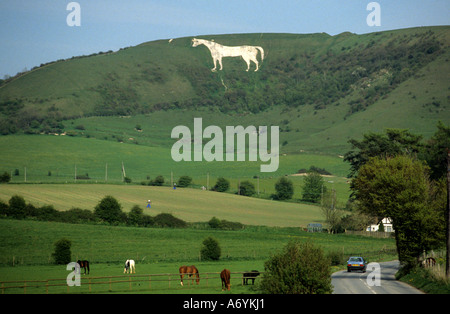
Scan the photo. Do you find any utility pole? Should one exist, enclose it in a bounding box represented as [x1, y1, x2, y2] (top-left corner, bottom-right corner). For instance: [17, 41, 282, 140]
[446, 149, 450, 278]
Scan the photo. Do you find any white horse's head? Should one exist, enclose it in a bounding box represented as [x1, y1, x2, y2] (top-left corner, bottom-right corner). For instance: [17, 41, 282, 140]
[192, 38, 200, 47]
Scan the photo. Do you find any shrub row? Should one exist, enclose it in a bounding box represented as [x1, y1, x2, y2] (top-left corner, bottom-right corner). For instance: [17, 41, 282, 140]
[0, 195, 186, 228]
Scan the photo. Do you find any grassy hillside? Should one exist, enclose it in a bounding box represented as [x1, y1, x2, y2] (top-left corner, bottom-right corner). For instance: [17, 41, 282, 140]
[0, 134, 352, 205]
[0, 183, 324, 228]
[0, 27, 448, 154]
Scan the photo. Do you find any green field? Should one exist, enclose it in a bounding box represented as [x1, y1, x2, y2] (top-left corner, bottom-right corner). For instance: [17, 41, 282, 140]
[0, 134, 352, 205]
[0, 219, 396, 293]
[0, 183, 325, 227]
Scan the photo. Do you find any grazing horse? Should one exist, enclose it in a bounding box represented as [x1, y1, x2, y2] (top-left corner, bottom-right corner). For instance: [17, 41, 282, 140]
[220, 269, 231, 291]
[124, 259, 135, 274]
[192, 38, 264, 72]
[243, 270, 260, 285]
[179, 265, 200, 286]
[76, 260, 90, 275]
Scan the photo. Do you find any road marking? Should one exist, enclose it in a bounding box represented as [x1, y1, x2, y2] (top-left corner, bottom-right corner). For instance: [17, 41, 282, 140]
[359, 272, 377, 294]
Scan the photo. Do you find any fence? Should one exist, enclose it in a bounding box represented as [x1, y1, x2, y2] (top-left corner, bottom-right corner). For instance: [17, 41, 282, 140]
[345, 230, 394, 239]
[0, 271, 262, 294]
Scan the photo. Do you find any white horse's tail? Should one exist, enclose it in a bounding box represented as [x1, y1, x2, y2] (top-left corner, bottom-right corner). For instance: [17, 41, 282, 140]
[256, 46, 264, 61]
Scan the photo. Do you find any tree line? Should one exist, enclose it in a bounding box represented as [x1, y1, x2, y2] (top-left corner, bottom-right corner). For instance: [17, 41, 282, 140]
[343, 122, 449, 271]
[0, 195, 187, 228]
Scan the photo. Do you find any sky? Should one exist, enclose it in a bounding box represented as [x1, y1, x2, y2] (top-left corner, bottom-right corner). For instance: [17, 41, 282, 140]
[0, 0, 449, 78]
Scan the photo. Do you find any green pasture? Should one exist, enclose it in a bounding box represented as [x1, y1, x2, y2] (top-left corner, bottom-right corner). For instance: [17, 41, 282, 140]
[0, 261, 265, 294]
[0, 219, 396, 293]
[0, 134, 352, 204]
[0, 184, 324, 228]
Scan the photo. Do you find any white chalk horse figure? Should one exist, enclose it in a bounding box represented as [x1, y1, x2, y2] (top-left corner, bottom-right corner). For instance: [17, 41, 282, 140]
[124, 259, 135, 274]
[192, 38, 264, 72]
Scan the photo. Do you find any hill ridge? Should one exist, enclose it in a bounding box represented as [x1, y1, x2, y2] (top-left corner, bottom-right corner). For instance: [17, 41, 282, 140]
[0, 26, 448, 153]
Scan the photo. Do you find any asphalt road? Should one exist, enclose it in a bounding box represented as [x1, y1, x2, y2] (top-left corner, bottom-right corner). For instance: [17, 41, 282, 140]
[331, 261, 423, 294]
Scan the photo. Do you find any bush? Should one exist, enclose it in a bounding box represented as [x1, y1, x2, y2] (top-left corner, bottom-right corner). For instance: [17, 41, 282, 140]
[239, 180, 255, 197]
[0, 171, 11, 183]
[150, 175, 165, 186]
[200, 236, 221, 261]
[153, 213, 187, 228]
[327, 250, 345, 266]
[52, 238, 72, 265]
[274, 177, 294, 200]
[177, 175, 192, 187]
[208, 216, 244, 230]
[213, 177, 230, 192]
[208, 216, 222, 229]
[94, 195, 125, 224]
[260, 241, 332, 294]
[62, 208, 97, 223]
[128, 205, 144, 226]
[8, 195, 26, 219]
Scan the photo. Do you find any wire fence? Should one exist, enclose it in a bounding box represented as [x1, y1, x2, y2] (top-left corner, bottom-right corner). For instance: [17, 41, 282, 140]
[0, 271, 262, 294]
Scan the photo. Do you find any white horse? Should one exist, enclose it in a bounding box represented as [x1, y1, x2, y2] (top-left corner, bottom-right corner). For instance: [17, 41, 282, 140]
[192, 38, 264, 72]
[124, 259, 135, 274]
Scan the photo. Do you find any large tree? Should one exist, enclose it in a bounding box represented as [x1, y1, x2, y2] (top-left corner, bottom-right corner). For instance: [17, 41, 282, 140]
[344, 128, 423, 177]
[352, 155, 446, 268]
[420, 121, 450, 180]
[302, 171, 326, 203]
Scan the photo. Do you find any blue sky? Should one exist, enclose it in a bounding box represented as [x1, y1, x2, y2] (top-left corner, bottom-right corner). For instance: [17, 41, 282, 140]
[0, 0, 449, 78]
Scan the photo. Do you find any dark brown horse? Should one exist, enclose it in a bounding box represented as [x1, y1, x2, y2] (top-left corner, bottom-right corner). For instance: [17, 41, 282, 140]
[179, 265, 200, 286]
[220, 269, 231, 291]
[243, 270, 260, 285]
[77, 260, 90, 275]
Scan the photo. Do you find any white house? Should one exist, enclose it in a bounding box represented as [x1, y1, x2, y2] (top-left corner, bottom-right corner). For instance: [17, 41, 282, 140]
[366, 217, 394, 233]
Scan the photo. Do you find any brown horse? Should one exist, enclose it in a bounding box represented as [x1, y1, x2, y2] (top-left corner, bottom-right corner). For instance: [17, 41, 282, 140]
[220, 269, 231, 291]
[179, 265, 200, 286]
[76, 260, 90, 275]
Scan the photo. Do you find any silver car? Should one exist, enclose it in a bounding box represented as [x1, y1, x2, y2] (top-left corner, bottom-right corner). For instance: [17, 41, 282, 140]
[347, 256, 367, 272]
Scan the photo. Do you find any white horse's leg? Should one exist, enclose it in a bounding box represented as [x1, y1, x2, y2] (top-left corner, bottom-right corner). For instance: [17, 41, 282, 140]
[243, 57, 251, 72]
[211, 58, 217, 72]
[218, 58, 223, 71]
[253, 59, 259, 72]
[249, 52, 259, 71]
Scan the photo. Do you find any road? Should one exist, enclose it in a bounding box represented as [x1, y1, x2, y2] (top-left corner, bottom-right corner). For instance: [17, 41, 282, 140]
[331, 261, 423, 294]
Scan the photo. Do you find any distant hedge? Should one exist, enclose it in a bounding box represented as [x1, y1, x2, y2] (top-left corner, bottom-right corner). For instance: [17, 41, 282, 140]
[0, 195, 187, 229]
